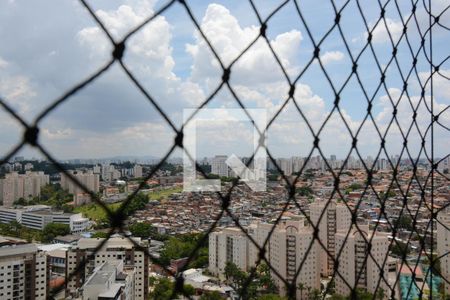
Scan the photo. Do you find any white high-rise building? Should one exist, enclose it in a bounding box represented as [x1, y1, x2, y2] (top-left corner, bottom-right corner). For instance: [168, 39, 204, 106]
[65, 237, 148, 300]
[133, 164, 143, 178]
[277, 158, 293, 176]
[210, 216, 320, 299]
[60, 170, 99, 196]
[211, 155, 229, 177]
[251, 218, 320, 299]
[292, 157, 304, 173]
[0, 171, 49, 207]
[101, 164, 121, 181]
[437, 207, 450, 294]
[93, 165, 101, 174]
[81, 260, 135, 300]
[0, 243, 48, 300]
[209, 227, 249, 278]
[309, 199, 352, 276]
[335, 225, 390, 297]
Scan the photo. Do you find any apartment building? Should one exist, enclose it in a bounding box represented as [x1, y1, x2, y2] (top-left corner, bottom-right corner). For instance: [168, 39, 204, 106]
[437, 207, 450, 294]
[81, 260, 135, 300]
[209, 227, 248, 278]
[0, 171, 49, 207]
[309, 200, 352, 276]
[0, 205, 89, 233]
[276, 158, 293, 176]
[65, 237, 149, 300]
[60, 170, 99, 196]
[101, 164, 121, 182]
[210, 215, 320, 299]
[133, 164, 143, 178]
[248, 217, 320, 299]
[0, 243, 48, 300]
[334, 224, 390, 297]
[211, 155, 229, 177]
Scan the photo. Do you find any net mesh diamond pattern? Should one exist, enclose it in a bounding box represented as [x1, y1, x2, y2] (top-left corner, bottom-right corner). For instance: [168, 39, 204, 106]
[0, 0, 449, 299]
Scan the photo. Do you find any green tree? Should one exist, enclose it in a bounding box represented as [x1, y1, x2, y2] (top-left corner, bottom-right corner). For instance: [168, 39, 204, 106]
[183, 284, 196, 297]
[348, 288, 374, 300]
[296, 186, 313, 197]
[328, 279, 336, 294]
[376, 288, 385, 300]
[390, 241, 410, 257]
[329, 294, 346, 300]
[159, 233, 208, 268]
[150, 278, 173, 300]
[149, 278, 196, 300]
[122, 192, 149, 216]
[309, 289, 321, 300]
[200, 291, 224, 300]
[9, 220, 22, 235]
[224, 262, 249, 297]
[257, 295, 287, 300]
[13, 197, 27, 206]
[267, 174, 279, 181]
[348, 183, 362, 190]
[129, 222, 154, 239]
[257, 263, 278, 294]
[42, 223, 70, 243]
[393, 215, 413, 231]
[297, 283, 306, 300]
[91, 231, 109, 238]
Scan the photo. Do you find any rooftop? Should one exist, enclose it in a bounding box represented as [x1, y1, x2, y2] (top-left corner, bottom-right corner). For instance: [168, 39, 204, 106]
[85, 261, 119, 286]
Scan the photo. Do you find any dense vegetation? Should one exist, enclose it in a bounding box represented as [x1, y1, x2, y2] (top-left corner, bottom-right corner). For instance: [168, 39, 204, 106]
[13, 183, 73, 211]
[74, 192, 150, 228]
[296, 186, 313, 197]
[149, 277, 195, 299]
[224, 262, 280, 299]
[0, 221, 69, 243]
[129, 222, 168, 241]
[160, 233, 208, 268]
[329, 288, 384, 300]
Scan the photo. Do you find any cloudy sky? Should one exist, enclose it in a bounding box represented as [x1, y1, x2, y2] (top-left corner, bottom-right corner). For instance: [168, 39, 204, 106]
[0, 0, 448, 161]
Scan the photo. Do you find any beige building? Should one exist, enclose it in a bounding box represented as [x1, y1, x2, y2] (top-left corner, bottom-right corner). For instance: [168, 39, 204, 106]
[133, 164, 143, 178]
[437, 207, 450, 294]
[81, 260, 135, 300]
[0, 171, 49, 207]
[0, 243, 48, 300]
[335, 224, 390, 297]
[309, 199, 352, 276]
[65, 237, 148, 300]
[248, 217, 320, 299]
[211, 155, 229, 177]
[60, 170, 99, 196]
[209, 227, 249, 278]
[209, 216, 320, 299]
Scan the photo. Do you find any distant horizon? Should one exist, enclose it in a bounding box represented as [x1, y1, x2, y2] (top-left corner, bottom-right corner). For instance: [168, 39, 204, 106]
[6, 153, 443, 164]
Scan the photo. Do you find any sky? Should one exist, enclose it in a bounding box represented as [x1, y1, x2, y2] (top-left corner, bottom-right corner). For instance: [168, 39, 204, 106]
[0, 0, 448, 162]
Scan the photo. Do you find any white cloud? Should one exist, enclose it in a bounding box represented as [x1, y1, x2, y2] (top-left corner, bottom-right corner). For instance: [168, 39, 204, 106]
[186, 4, 302, 88]
[0, 1, 447, 159]
[419, 69, 450, 102]
[319, 51, 344, 65]
[367, 18, 403, 44]
[77, 2, 175, 79]
[0, 57, 8, 69]
[0, 58, 35, 115]
[42, 128, 73, 140]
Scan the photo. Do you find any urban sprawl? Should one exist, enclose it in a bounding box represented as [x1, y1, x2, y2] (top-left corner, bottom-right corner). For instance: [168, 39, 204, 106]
[0, 155, 448, 300]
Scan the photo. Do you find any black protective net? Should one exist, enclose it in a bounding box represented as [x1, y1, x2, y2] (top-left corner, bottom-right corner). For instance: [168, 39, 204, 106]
[0, 0, 449, 299]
